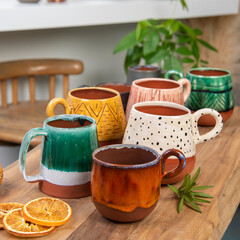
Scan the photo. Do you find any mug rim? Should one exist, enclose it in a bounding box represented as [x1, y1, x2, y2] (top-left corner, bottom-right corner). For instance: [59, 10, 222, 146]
[69, 87, 121, 101]
[128, 65, 160, 72]
[92, 144, 160, 169]
[132, 101, 191, 117]
[44, 114, 96, 129]
[188, 67, 231, 77]
[132, 78, 181, 90]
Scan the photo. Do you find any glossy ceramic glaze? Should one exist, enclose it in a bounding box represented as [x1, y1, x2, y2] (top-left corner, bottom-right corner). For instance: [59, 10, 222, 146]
[96, 83, 131, 111]
[123, 101, 223, 184]
[46, 87, 126, 146]
[91, 144, 186, 222]
[125, 78, 191, 120]
[165, 68, 234, 126]
[127, 65, 162, 85]
[19, 114, 98, 198]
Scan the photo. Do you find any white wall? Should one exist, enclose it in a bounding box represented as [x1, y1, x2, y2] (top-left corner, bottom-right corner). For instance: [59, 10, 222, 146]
[0, 23, 136, 103]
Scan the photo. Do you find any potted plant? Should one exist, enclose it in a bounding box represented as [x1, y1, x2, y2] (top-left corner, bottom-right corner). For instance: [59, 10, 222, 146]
[113, 4, 217, 75]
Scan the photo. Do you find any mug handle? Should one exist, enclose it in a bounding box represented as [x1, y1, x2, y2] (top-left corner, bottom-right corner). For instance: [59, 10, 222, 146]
[192, 108, 223, 145]
[177, 78, 191, 102]
[161, 149, 186, 179]
[19, 128, 48, 183]
[46, 97, 71, 117]
[164, 70, 184, 79]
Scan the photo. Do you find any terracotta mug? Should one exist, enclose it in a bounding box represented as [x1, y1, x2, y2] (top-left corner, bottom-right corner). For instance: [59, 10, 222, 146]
[123, 101, 223, 184]
[125, 78, 191, 120]
[165, 68, 234, 126]
[127, 65, 162, 85]
[19, 114, 99, 198]
[96, 82, 131, 111]
[91, 144, 186, 222]
[46, 87, 126, 146]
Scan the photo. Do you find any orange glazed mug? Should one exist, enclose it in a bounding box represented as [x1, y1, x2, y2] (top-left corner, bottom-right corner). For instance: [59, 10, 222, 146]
[91, 144, 186, 222]
[46, 87, 126, 146]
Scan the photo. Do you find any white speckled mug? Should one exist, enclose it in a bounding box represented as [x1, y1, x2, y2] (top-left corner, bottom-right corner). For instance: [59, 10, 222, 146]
[123, 101, 223, 184]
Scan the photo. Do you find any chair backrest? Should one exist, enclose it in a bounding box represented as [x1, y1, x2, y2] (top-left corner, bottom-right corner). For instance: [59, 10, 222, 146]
[0, 59, 84, 108]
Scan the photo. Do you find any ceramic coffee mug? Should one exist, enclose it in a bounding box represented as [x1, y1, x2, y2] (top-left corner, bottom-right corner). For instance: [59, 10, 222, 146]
[46, 87, 126, 146]
[165, 68, 234, 126]
[127, 65, 162, 85]
[19, 114, 98, 198]
[91, 144, 186, 222]
[96, 82, 131, 111]
[123, 101, 223, 184]
[125, 78, 191, 120]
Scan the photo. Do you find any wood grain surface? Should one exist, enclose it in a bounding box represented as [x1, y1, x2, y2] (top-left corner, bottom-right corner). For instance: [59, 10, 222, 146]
[1, 107, 240, 240]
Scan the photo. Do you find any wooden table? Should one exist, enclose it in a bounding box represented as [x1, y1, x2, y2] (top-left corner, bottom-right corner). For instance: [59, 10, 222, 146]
[1, 107, 240, 240]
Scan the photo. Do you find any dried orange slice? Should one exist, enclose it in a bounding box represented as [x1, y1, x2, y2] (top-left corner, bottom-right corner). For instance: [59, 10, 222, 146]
[3, 208, 55, 237]
[0, 203, 24, 230]
[22, 197, 72, 227]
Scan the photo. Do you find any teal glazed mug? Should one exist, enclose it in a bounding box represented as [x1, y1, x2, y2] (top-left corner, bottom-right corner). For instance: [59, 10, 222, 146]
[165, 68, 234, 126]
[19, 114, 99, 198]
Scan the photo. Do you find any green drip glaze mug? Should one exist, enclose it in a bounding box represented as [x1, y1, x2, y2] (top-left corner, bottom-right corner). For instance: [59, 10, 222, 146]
[165, 68, 234, 126]
[19, 114, 99, 198]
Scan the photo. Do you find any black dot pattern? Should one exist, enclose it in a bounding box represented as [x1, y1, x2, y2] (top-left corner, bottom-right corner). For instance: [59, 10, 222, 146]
[123, 107, 223, 158]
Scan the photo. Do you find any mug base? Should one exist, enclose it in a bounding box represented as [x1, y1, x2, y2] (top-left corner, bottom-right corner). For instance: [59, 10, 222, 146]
[161, 155, 196, 185]
[93, 201, 157, 223]
[39, 181, 91, 198]
[192, 108, 234, 126]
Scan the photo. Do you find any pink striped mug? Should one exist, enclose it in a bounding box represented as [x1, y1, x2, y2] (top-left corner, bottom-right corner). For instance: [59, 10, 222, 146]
[125, 78, 191, 120]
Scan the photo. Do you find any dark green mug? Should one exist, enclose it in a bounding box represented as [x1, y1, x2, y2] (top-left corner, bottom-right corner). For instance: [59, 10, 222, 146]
[19, 114, 98, 198]
[165, 68, 234, 125]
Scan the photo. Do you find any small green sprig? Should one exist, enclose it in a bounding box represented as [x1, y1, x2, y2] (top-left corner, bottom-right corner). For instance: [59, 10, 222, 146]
[168, 167, 213, 213]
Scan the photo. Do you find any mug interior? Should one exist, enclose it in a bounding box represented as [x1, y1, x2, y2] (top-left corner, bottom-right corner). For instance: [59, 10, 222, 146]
[71, 88, 117, 100]
[190, 69, 228, 77]
[135, 105, 188, 116]
[135, 80, 179, 89]
[95, 146, 157, 166]
[47, 119, 92, 128]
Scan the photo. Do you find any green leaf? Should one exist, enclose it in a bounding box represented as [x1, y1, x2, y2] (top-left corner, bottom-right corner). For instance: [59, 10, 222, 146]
[179, 22, 196, 38]
[192, 185, 213, 190]
[178, 197, 184, 213]
[171, 20, 180, 34]
[181, 58, 195, 63]
[140, 20, 152, 28]
[163, 55, 183, 72]
[148, 19, 159, 26]
[143, 30, 160, 56]
[184, 195, 202, 213]
[191, 41, 200, 61]
[200, 59, 209, 65]
[176, 46, 192, 56]
[190, 167, 200, 185]
[136, 22, 142, 41]
[124, 47, 141, 73]
[114, 28, 149, 54]
[148, 48, 168, 64]
[194, 198, 211, 204]
[192, 192, 213, 198]
[177, 35, 190, 44]
[194, 28, 203, 36]
[178, 174, 189, 190]
[197, 39, 218, 52]
[157, 27, 169, 35]
[180, 0, 189, 11]
[168, 184, 180, 196]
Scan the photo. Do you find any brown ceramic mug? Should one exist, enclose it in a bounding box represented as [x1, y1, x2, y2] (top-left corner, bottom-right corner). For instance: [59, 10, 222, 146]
[91, 144, 186, 222]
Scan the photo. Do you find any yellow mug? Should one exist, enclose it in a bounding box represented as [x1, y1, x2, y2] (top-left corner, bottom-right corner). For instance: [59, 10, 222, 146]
[46, 87, 126, 146]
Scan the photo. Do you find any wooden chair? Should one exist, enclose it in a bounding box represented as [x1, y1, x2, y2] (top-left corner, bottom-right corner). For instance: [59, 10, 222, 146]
[0, 59, 84, 146]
